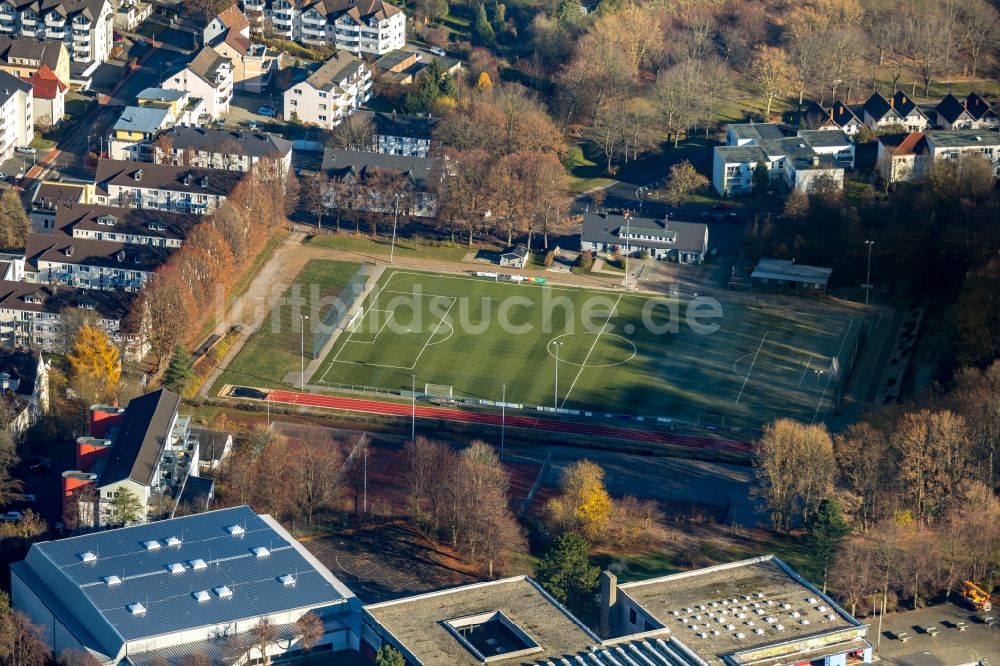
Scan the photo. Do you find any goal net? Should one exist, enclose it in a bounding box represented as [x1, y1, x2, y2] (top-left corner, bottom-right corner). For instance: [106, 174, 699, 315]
[346, 307, 364, 333]
[424, 383, 453, 400]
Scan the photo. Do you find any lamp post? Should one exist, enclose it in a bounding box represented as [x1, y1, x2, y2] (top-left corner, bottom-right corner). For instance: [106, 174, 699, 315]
[389, 193, 401, 263]
[411, 373, 415, 441]
[299, 315, 309, 390]
[550, 341, 562, 410]
[500, 384, 506, 462]
[864, 240, 875, 306]
[623, 211, 632, 290]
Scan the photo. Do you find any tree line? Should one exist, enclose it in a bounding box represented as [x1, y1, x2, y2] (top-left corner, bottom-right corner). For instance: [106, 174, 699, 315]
[752, 359, 1000, 613]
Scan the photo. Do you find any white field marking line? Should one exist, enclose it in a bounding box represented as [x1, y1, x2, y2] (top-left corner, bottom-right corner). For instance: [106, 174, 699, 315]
[559, 294, 623, 410]
[797, 353, 815, 390]
[350, 310, 395, 345]
[732, 352, 753, 375]
[409, 296, 458, 370]
[318, 271, 402, 383]
[811, 318, 855, 423]
[735, 331, 769, 405]
[426, 318, 454, 346]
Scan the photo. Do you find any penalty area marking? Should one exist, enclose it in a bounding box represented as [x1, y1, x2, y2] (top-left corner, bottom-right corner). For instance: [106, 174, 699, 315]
[546, 332, 637, 368]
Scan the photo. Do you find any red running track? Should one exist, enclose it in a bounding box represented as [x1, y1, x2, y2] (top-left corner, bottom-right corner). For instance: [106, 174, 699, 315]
[267, 389, 752, 454]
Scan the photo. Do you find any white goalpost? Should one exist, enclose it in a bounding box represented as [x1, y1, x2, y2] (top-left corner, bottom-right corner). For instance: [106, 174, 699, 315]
[424, 383, 453, 400]
[345, 307, 365, 333]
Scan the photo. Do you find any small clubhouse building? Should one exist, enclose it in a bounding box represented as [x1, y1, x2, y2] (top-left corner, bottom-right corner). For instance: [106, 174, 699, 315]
[581, 212, 709, 264]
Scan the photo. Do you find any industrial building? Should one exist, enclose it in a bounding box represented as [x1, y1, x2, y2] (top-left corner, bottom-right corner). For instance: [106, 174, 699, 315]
[10, 505, 359, 665]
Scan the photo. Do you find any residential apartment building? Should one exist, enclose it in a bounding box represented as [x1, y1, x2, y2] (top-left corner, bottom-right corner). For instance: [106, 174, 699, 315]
[877, 132, 930, 186]
[203, 4, 280, 94]
[53, 203, 197, 248]
[29, 179, 93, 230]
[371, 111, 437, 157]
[151, 125, 292, 173]
[862, 91, 929, 132]
[712, 124, 853, 196]
[0, 0, 114, 65]
[113, 0, 151, 31]
[242, 0, 405, 56]
[135, 87, 207, 127]
[24, 64, 64, 127]
[12, 505, 360, 665]
[93, 159, 246, 214]
[284, 51, 371, 128]
[111, 105, 173, 159]
[321, 147, 442, 217]
[61, 390, 200, 526]
[23, 232, 170, 291]
[0, 69, 32, 162]
[202, 3, 249, 44]
[161, 46, 233, 120]
[0, 35, 69, 84]
[0, 278, 139, 355]
[924, 129, 1000, 175]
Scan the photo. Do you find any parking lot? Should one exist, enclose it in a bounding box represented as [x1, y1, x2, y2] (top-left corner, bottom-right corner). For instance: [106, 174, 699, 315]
[875, 602, 999, 665]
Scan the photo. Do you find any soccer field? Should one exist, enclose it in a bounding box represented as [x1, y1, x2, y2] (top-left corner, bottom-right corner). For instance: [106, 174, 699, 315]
[311, 270, 865, 427]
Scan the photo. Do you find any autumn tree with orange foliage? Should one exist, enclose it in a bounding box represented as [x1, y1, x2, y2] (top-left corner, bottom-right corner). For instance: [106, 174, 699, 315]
[67, 322, 121, 401]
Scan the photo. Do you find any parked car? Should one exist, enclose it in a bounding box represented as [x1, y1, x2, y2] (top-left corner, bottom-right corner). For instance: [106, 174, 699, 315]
[257, 106, 274, 117]
[15, 146, 35, 155]
[0, 173, 8, 181]
[19, 494, 36, 503]
[429, 46, 446, 57]
[726, 212, 740, 222]
[134, 37, 148, 47]
[247, 119, 258, 130]
[2, 511, 23, 522]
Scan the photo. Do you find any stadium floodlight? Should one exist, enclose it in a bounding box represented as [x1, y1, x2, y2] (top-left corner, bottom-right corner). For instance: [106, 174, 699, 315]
[550, 340, 563, 410]
[300, 315, 309, 390]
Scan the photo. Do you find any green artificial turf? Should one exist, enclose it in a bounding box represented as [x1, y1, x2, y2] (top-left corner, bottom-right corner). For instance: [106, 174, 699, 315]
[310, 269, 864, 427]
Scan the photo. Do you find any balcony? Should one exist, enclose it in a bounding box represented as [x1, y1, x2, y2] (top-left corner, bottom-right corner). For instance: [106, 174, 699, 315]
[45, 16, 65, 26]
[46, 27, 65, 37]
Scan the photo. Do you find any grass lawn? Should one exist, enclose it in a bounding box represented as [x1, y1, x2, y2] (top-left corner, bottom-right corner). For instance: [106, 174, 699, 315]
[312, 269, 865, 427]
[212, 259, 364, 393]
[593, 548, 680, 583]
[306, 232, 471, 263]
[30, 135, 56, 151]
[565, 142, 615, 194]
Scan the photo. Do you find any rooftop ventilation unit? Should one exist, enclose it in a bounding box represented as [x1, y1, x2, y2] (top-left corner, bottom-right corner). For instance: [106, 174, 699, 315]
[144, 540, 161, 551]
[806, 597, 818, 604]
[696, 632, 707, 639]
[781, 603, 791, 610]
[790, 611, 800, 618]
[128, 603, 146, 615]
[826, 614, 837, 621]
[817, 605, 828, 612]
[252, 547, 270, 558]
[754, 628, 765, 635]
[189, 559, 207, 570]
[725, 624, 735, 631]
[227, 525, 245, 536]
[167, 562, 185, 574]
[104, 575, 121, 585]
[775, 624, 785, 631]
[192, 590, 210, 603]
[799, 619, 810, 625]
[735, 632, 745, 639]
[278, 574, 296, 587]
[214, 586, 233, 598]
[671, 610, 679, 616]
[755, 592, 764, 598]
[697, 604, 706, 611]
[165, 536, 182, 547]
[79, 552, 96, 563]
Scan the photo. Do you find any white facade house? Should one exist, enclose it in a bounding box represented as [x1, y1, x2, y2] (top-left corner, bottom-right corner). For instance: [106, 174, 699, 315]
[923, 130, 1000, 176]
[580, 212, 709, 263]
[23, 232, 169, 292]
[93, 159, 246, 215]
[0, 0, 114, 65]
[203, 3, 250, 45]
[712, 124, 852, 196]
[371, 111, 437, 157]
[161, 47, 234, 121]
[935, 92, 999, 131]
[243, 0, 405, 56]
[151, 126, 293, 174]
[0, 69, 32, 163]
[862, 91, 929, 132]
[0, 278, 139, 355]
[11, 505, 359, 666]
[284, 51, 371, 128]
[802, 100, 864, 136]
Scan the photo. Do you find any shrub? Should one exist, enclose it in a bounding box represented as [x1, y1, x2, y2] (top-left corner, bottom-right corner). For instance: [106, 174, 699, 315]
[544, 249, 556, 267]
[639, 249, 650, 260]
[577, 250, 593, 271]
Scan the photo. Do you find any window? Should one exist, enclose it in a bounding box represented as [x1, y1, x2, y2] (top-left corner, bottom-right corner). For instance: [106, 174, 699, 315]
[319, 104, 326, 110]
[318, 92, 326, 98]
[629, 608, 637, 625]
[319, 115, 326, 121]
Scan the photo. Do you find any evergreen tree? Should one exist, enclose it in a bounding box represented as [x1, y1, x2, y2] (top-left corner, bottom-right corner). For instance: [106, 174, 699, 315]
[536, 532, 600, 619]
[404, 60, 444, 114]
[474, 3, 496, 47]
[807, 498, 851, 592]
[108, 487, 144, 525]
[163, 345, 194, 395]
[752, 161, 770, 195]
[375, 645, 404, 666]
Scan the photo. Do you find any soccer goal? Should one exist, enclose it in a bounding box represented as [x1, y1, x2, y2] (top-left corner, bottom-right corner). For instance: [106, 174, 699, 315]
[424, 383, 453, 400]
[345, 307, 365, 333]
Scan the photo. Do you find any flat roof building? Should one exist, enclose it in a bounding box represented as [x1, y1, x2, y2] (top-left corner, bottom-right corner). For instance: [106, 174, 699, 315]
[614, 556, 869, 665]
[11, 505, 359, 665]
[751, 258, 832, 293]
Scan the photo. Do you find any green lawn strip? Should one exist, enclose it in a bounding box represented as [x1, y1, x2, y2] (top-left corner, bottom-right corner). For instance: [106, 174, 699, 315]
[592, 549, 680, 583]
[212, 259, 363, 393]
[306, 232, 471, 262]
